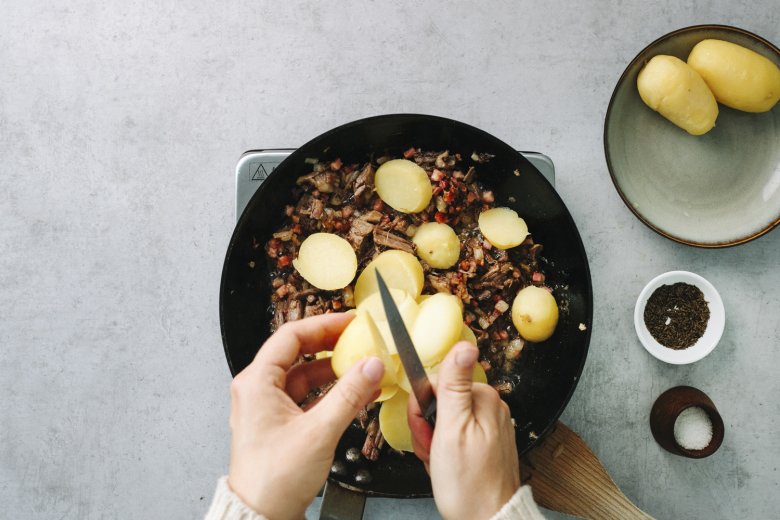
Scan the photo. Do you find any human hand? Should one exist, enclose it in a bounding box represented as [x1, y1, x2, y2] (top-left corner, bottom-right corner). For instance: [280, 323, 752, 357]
[227, 313, 385, 520]
[408, 342, 520, 520]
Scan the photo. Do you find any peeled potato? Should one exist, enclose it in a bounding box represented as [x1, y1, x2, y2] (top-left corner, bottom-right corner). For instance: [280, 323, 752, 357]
[363, 291, 420, 355]
[292, 233, 357, 290]
[412, 222, 461, 269]
[637, 55, 718, 135]
[511, 286, 559, 342]
[375, 159, 433, 213]
[354, 250, 425, 305]
[688, 39, 780, 112]
[411, 293, 463, 366]
[331, 310, 397, 390]
[379, 390, 414, 452]
[418, 293, 463, 311]
[478, 207, 529, 249]
[459, 324, 477, 346]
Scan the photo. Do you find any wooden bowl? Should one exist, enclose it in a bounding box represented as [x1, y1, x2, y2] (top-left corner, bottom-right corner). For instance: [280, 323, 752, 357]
[649, 386, 725, 458]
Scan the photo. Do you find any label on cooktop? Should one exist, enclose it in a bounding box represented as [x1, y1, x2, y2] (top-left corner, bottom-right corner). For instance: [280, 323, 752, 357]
[249, 162, 274, 181]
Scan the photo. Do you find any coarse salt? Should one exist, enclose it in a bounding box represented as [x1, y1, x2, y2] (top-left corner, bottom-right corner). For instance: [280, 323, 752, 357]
[674, 406, 713, 450]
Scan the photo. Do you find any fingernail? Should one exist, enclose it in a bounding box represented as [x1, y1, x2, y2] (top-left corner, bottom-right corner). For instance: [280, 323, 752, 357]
[362, 357, 385, 383]
[455, 345, 478, 368]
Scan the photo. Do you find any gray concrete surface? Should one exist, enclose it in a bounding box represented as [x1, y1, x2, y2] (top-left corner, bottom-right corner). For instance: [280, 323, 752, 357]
[1, 1, 778, 519]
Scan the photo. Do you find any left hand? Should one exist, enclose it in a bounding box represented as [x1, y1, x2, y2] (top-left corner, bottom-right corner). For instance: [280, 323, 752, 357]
[227, 313, 385, 520]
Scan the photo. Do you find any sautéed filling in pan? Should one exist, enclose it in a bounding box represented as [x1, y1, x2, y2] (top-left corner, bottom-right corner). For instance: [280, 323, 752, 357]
[220, 114, 592, 497]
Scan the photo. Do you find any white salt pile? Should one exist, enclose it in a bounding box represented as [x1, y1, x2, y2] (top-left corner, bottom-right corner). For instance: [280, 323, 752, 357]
[674, 406, 713, 450]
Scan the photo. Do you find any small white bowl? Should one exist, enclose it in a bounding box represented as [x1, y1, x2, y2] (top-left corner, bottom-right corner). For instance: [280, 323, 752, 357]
[634, 271, 725, 364]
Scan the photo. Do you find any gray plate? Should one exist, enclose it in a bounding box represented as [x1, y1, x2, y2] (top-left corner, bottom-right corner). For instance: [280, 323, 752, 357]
[604, 25, 780, 247]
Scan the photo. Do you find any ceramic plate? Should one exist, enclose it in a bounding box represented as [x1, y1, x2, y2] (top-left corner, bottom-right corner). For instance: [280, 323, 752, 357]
[605, 25, 780, 247]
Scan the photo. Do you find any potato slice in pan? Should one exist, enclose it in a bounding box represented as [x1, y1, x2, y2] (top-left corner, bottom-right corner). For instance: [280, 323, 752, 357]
[412, 222, 461, 269]
[354, 250, 425, 305]
[459, 323, 478, 346]
[375, 159, 433, 214]
[292, 233, 357, 290]
[418, 293, 463, 311]
[478, 207, 529, 250]
[379, 389, 414, 452]
[331, 309, 397, 391]
[411, 293, 462, 367]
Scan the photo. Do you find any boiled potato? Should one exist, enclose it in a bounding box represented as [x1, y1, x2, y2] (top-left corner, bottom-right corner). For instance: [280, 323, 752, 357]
[395, 355, 411, 394]
[459, 324, 477, 346]
[379, 390, 414, 452]
[637, 55, 718, 135]
[688, 39, 780, 112]
[375, 159, 433, 213]
[412, 222, 461, 269]
[478, 207, 529, 249]
[331, 310, 397, 391]
[292, 233, 357, 290]
[363, 291, 420, 355]
[418, 293, 464, 311]
[411, 293, 463, 366]
[511, 286, 559, 342]
[354, 250, 425, 305]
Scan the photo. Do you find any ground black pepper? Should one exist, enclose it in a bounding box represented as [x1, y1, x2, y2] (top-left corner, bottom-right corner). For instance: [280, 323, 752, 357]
[643, 282, 710, 349]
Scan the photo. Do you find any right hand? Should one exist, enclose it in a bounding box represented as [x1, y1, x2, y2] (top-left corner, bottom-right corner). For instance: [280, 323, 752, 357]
[408, 342, 521, 520]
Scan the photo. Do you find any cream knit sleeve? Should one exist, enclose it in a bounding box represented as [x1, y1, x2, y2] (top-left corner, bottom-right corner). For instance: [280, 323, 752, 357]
[204, 477, 268, 520]
[489, 485, 546, 520]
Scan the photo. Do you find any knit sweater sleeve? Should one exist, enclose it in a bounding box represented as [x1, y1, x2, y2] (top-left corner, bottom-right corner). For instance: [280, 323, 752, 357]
[204, 477, 268, 520]
[489, 485, 546, 520]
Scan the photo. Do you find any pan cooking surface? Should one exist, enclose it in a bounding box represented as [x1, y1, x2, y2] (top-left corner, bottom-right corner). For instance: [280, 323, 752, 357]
[220, 114, 592, 497]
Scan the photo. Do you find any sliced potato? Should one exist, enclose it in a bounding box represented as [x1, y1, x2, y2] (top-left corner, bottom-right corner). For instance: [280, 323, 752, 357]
[314, 351, 333, 360]
[354, 250, 425, 305]
[331, 310, 397, 388]
[412, 222, 461, 269]
[379, 390, 414, 452]
[396, 361, 411, 393]
[374, 385, 399, 403]
[418, 293, 464, 311]
[292, 233, 357, 290]
[459, 324, 477, 346]
[375, 159, 433, 213]
[359, 288, 418, 326]
[688, 39, 780, 113]
[478, 207, 529, 249]
[637, 55, 718, 135]
[511, 286, 559, 342]
[411, 293, 463, 366]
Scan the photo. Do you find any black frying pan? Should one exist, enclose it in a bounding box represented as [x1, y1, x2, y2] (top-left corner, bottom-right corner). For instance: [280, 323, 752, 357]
[220, 114, 592, 498]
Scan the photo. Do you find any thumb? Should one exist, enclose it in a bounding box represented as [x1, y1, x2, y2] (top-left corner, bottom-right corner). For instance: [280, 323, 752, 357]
[436, 342, 478, 425]
[308, 357, 385, 440]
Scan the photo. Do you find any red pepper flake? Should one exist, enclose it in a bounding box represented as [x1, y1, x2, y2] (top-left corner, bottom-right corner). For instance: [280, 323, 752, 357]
[330, 158, 343, 170]
[443, 190, 456, 203]
[482, 191, 495, 203]
[466, 192, 478, 203]
[434, 212, 448, 223]
[460, 260, 471, 270]
[432, 186, 443, 196]
[532, 272, 545, 283]
[372, 199, 384, 211]
[431, 169, 445, 181]
[277, 255, 292, 268]
[403, 147, 416, 159]
[332, 300, 342, 310]
[292, 224, 302, 234]
[334, 221, 345, 230]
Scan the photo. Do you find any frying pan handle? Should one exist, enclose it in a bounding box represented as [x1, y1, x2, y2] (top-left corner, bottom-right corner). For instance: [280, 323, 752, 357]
[319, 480, 366, 520]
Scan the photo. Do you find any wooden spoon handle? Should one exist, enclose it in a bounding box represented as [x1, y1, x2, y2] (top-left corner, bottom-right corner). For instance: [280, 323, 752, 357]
[523, 422, 654, 520]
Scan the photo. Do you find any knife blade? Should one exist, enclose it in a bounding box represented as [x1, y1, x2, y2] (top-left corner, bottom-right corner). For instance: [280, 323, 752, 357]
[375, 270, 437, 426]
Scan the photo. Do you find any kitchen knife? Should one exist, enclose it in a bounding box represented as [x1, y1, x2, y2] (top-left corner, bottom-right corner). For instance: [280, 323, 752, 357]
[375, 270, 437, 426]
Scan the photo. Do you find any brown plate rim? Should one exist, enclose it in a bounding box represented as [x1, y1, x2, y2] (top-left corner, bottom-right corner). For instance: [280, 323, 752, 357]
[603, 24, 780, 248]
